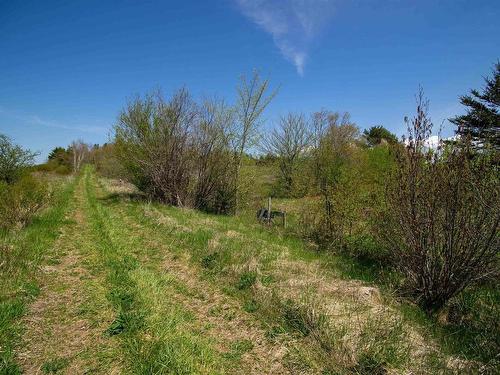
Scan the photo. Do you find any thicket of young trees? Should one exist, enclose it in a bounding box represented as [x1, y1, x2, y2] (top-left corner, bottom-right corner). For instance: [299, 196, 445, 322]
[38, 140, 91, 175]
[382, 89, 499, 312]
[0, 135, 48, 230]
[36, 64, 498, 315]
[260, 110, 394, 252]
[113, 72, 275, 214]
[254, 72, 498, 315]
[262, 112, 312, 196]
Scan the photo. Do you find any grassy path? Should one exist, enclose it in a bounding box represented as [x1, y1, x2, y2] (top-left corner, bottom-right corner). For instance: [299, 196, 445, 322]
[1, 175, 76, 374]
[17, 174, 119, 373]
[96, 176, 450, 374]
[101, 191, 287, 374]
[13, 167, 465, 374]
[17, 168, 288, 374]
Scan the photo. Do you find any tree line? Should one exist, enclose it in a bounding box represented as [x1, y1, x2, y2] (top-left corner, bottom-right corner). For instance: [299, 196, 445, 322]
[110, 65, 500, 313]
[111, 72, 276, 214]
[4, 63, 498, 315]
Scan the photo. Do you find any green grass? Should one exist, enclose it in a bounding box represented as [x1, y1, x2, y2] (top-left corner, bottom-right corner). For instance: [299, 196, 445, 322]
[41, 357, 69, 373]
[82, 167, 231, 374]
[3, 166, 496, 374]
[110, 173, 500, 373]
[0, 174, 76, 374]
[223, 340, 254, 361]
[100, 177, 440, 373]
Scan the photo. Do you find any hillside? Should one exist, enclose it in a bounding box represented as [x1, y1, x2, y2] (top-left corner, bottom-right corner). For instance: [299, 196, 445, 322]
[2, 2, 499, 373]
[1, 167, 487, 374]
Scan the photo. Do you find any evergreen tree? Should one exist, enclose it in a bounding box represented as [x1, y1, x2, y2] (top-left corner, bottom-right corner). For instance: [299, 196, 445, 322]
[47, 146, 72, 166]
[363, 125, 398, 146]
[450, 62, 499, 149]
[48, 147, 66, 160]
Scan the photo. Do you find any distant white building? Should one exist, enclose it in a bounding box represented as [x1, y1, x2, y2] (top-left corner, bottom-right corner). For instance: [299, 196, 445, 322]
[404, 135, 460, 151]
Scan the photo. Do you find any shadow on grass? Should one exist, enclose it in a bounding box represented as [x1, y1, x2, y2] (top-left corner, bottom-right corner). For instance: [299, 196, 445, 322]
[309, 238, 499, 368]
[98, 192, 147, 205]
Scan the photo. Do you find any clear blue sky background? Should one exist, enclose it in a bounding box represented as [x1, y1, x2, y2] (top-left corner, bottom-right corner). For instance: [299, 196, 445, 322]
[1, 0, 498, 161]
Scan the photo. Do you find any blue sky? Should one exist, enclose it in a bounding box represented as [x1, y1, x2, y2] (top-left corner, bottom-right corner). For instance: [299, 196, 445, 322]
[1, 0, 498, 161]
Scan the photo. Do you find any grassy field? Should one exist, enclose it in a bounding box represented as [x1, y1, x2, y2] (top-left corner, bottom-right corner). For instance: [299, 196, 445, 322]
[0, 166, 496, 374]
[0, 174, 76, 373]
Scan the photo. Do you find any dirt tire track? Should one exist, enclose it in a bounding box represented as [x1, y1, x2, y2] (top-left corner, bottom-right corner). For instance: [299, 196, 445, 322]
[108, 200, 290, 375]
[17, 177, 118, 374]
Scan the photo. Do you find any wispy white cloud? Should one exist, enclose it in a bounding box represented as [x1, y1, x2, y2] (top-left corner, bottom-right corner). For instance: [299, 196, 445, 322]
[235, 0, 336, 75]
[0, 107, 107, 134]
[28, 114, 107, 134]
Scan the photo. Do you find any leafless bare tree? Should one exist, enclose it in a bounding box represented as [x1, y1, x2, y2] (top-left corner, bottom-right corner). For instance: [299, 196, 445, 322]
[262, 112, 312, 194]
[193, 97, 235, 213]
[113, 73, 277, 214]
[70, 139, 89, 172]
[232, 71, 277, 211]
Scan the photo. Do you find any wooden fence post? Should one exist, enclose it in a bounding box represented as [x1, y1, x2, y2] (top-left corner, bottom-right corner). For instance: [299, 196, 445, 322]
[267, 197, 272, 225]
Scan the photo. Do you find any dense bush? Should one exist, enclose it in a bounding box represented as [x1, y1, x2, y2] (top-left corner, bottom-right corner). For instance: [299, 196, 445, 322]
[114, 88, 216, 207]
[296, 112, 395, 252]
[0, 135, 47, 230]
[36, 146, 73, 174]
[114, 72, 275, 214]
[0, 134, 37, 184]
[0, 174, 49, 230]
[307, 111, 360, 244]
[37, 142, 92, 174]
[88, 143, 127, 179]
[382, 89, 500, 312]
[36, 160, 72, 175]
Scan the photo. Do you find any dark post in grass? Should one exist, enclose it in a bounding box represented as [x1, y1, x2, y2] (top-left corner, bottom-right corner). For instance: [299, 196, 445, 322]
[267, 197, 272, 225]
[257, 197, 286, 228]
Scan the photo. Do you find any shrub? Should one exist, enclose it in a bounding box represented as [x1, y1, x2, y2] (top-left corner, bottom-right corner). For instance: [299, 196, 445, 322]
[382, 88, 500, 312]
[35, 160, 72, 175]
[299, 143, 394, 254]
[0, 134, 37, 184]
[114, 89, 222, 208]
[113, 73, 275, 214]
[0, 174, 49, 230]
[90, 143, 127, 179]
[54, 164, 71, 175]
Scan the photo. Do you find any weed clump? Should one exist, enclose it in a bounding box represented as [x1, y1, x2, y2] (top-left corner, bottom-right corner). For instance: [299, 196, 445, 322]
[281, 298, 327, 337]
[201, 252, 219, 270]
[243, 298, 259, 313]
[237, 271, 257, 290]
[41, 357, 69, 373]
[0, 174, 49, 230]
[260, 293, 415, 374]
